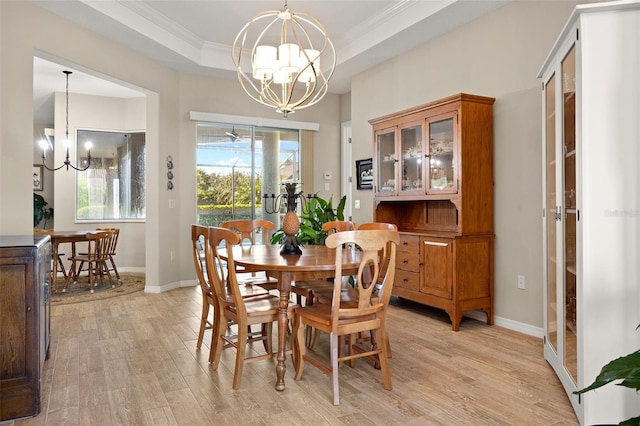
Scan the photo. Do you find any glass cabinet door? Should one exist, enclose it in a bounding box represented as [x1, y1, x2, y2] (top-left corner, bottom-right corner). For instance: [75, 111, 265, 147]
[375, 128, 396, 195]
[545, 73, 558, 354]
[400, 122, 424, 193]
[427, 113, 457, 193]
[562, 45, 577, 383]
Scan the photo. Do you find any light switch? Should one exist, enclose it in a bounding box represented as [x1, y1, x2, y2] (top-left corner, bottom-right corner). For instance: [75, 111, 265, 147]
[323, 171, 332, 180]
[324, 182, 330, 191]
[354, 200, 361, 209]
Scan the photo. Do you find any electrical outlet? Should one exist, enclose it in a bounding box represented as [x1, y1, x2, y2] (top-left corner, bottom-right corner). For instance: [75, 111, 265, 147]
[354, 200, 360, 209]
[517, 275, 525, 289]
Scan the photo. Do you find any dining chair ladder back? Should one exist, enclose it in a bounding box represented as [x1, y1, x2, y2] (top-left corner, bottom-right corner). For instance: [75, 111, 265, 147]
[64, 231, 114, 293]
[96, 227, 121, 281]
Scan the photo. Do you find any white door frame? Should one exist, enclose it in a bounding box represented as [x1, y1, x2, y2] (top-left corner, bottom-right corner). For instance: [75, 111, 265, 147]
[341, 121, 353, 221]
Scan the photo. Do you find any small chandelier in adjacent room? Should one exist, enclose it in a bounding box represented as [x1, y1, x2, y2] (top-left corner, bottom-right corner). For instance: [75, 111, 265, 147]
[40, 70, 92, 171]
[231, 1, 336, 118]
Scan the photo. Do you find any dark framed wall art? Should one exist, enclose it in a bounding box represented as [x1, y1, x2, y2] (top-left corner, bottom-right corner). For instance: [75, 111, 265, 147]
[356, 158, 373, 190]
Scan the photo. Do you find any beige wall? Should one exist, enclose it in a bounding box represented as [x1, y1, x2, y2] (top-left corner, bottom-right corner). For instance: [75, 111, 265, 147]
[45, 93, 147, 270]
[349, 0, 595, 330]
[0, 1, 342, 292]
[2, 0, 603, 329]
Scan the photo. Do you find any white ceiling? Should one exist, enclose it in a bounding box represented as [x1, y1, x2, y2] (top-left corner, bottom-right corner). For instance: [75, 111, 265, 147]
[31, 0, 509, 124]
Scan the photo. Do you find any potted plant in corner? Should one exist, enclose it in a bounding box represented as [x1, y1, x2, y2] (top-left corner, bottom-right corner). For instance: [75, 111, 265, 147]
[574, 324, 640, 425]
[34, 193, 54, 228]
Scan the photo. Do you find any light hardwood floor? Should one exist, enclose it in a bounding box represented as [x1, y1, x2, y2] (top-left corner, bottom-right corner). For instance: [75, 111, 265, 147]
[12, 286, 578, 425]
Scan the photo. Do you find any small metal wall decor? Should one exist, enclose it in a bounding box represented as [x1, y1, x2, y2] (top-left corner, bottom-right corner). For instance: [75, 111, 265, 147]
[166, 156, 174, 190]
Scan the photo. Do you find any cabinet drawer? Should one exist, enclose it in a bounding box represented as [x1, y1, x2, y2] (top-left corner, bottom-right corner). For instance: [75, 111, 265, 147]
[396, 251, 420, 271]
[394, 269, 419, 292]
[399, 234, 420, 252]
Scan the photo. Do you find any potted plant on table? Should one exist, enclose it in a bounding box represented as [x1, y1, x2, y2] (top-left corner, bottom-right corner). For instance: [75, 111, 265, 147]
[270, 194, 347, 246]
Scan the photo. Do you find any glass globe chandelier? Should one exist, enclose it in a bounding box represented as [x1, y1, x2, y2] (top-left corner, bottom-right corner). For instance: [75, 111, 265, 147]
[231, 1, 336, 118]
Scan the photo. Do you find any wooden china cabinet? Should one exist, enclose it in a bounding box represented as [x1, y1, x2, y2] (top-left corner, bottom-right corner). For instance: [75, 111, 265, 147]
[369, 93, 495, 331]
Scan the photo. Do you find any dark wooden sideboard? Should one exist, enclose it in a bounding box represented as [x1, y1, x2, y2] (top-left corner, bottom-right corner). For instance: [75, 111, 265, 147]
[0, 235, 51, 421]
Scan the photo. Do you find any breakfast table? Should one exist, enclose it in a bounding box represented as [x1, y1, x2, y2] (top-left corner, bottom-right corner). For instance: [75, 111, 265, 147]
[218, 244, 361, 391]
[48, 230, 99, 293]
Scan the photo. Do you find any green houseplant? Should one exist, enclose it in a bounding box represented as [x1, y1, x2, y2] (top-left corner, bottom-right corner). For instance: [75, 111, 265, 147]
[33, 193, 54, 228]
[270, 194, 346, 246]
[574, 324, 640, 425]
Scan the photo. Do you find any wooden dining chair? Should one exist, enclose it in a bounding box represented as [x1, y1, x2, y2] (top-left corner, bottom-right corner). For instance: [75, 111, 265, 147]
[290, 220, 358, 347]
[191, 225, 268, 350]
[96, 227, 121, 282]
[220, 219, 279, 291]
[35, 228, 68, 281]
[316, 222, 398, 356]
[291, 229, 399, 405]
[64, 231, 114, 293]
[206, 226, 297, 389]
[291, 220, 358, 306]
[358, 222, 398, 232]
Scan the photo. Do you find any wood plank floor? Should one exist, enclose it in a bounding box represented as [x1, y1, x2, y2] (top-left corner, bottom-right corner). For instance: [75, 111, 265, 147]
[12, 286, 578, 425]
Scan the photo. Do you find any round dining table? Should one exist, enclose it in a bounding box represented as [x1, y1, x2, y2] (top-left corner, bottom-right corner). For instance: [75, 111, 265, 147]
[218, 244, 361, 391]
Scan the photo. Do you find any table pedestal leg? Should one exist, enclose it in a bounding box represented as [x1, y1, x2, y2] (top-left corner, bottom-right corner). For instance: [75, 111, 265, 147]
[275, 273, 292, 391]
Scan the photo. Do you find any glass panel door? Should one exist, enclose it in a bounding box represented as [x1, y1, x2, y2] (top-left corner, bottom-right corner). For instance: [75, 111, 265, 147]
[400, 122, 423, 193]
[562, 45, 577, 382]
[545, 74, 558, 353]
[196, 123, 300, 244]
[428, 113, 457, 193]
[375, 128, 396, 194]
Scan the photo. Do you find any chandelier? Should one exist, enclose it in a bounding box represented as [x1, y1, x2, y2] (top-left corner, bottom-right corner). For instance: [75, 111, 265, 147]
[40, 70, 92, 171]
[231, 1, 336, 118]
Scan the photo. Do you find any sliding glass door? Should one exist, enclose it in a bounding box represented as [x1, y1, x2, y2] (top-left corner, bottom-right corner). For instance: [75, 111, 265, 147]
[196, 123, 300, 240]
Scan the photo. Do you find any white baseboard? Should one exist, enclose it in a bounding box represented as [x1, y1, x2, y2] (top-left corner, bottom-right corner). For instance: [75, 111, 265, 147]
[119, 267, 145, 273]
[464, 310, 544, 338]
[144, 279, 197, 294]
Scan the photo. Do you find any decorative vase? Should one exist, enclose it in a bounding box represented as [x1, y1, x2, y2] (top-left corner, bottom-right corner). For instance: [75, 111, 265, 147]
[280, 183, 303, 255]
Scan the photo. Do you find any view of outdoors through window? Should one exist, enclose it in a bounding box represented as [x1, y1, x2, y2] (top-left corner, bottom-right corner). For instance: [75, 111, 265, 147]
[196, 123, 300, 242]
[76, 130, 145, 220]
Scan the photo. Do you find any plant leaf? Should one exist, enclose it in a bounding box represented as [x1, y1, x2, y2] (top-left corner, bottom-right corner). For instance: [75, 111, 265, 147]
[574, 350, 640, 394]
[336, 195, 346, 220]
[619, 415, 640, 426]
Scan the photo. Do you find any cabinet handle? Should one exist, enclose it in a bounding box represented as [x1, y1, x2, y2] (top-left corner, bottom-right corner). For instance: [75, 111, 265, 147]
[44, 281, 50, 304]
[424, 241, 448, 246]
[402, 260, 408, 264]
[27, 305, 32, 312]
[403, 278, 408, 282]
[402, 241, 409, 246]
